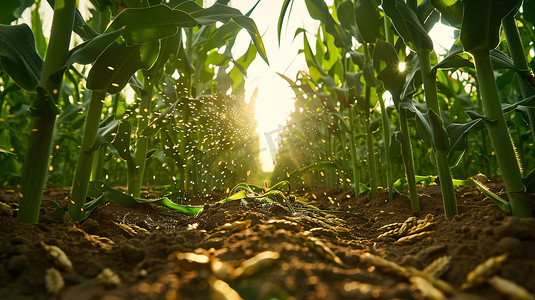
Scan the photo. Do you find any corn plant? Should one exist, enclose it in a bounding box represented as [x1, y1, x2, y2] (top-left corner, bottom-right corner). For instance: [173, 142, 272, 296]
[274, 0, 534, 218]
[382, 0, 457, 216]
[1, 0, 77, 223]
[68, 1, 268, 221]
[458, 0, 532, 217]
[0, 0, 267, 222]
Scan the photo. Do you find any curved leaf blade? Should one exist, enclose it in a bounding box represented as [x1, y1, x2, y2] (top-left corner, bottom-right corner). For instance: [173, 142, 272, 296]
[0, 24, 44, 91]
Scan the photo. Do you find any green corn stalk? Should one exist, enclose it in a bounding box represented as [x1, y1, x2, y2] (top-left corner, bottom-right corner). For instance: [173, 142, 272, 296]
[373, 39, 419, 211]
[363, 85, 378, 200]
[69, 90, 107, 220]
[397, 105, 420, 212]
[461, 0, 532, 217]
[353, 0, 380, 199]
[469, 51, 531, 217]
[418, 51, 458, 218]
[17, 0, 77, 223]
[129, 79, 154, 197]
[383, 0, 457, 217]
[502, 13, 535, 142]
[90, 93, 120, 181]
[89, 4, 112, 183]
[381, 9, 394, 200]
[377, 89, 394, 200]
[348, 105, 361, 197]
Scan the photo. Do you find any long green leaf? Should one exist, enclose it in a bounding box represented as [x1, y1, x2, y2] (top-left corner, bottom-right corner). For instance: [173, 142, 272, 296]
[354, 0, 380, 43]
[429, 0, 463, 28]
[86, 41, 159, 93]
[110, 120, 135, 164]
[277, 0, 294, 44]
[0, 0, 34, 24]
[460, 0, 520, 53]
[446, 118, 485, 167]
[304, 0, 351, 48]
[189, 4, 268, 63]
[141, 97, 183, 137]
[383, 0, 433, 52]
[338, 0, 359, 39]
[0, 24, 44, 91]
[88, 181, 204, 216]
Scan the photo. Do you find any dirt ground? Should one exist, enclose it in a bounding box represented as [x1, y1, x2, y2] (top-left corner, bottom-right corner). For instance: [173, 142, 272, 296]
[1, 180, 535, 300]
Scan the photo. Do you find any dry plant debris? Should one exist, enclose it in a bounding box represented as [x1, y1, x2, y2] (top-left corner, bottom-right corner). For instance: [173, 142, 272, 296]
[377, 214, 436, 244]
[462, 253, 508, 290]
[489, 276, 535, 300]
[41, 241, 74, 273]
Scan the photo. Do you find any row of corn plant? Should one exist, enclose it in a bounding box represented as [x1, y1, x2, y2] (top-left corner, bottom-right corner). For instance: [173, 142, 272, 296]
[273, 0, 534, 218]
[0, 0, 268, 222]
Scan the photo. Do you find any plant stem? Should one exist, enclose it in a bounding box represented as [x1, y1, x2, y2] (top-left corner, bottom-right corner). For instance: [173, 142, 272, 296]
[418, 50, 458, 218]
[364, 86, 378, 199]
[69, 90, 106, 221]
[90, 93, 119, 181]
[348, 106, 360, 198]
[130, 79, 154, 197]
[90, 6, 110, 181]
[18, 0, 76, 223]
[18, 114, 56, 222]
[471, 49, 532, 217]
[338, 126, 351, 189]
[502, 15, 535, 142]
[398, 106, 420, 212]
[384, 15, 394, 45]
[473, 76, 493, 175]
[90, 146, 106, 181]
[98, 6, 110, 33]
[378, 91, 394, 200]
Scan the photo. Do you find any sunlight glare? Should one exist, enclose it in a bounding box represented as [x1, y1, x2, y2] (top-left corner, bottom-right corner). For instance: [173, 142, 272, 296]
[232, 0, 319, 173]
[247, 78, 295, 172]
[398, 62, 406, 72]
[429, 22, 456, 55]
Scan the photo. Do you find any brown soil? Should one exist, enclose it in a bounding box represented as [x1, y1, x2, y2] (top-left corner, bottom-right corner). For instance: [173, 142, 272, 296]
[1, 181, 535, 300]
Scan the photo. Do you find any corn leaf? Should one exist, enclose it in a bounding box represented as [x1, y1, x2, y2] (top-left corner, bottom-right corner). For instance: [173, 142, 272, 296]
[277, 0, 294, 44]
[142, 98, 183, 137]
[383, 0, 433, 52]
[429, 0, 463, 28]
[0, 24, 44, 91]
[229, 43, 257, 90]
[90, 120, 121, 151]
[0, 147, 15, 155]
[110, 120, 135, 165]
[304, 0, 351, 48]
[88, 181, 204, 216]
[31, 0, 47, 58]
[0, 0, 33, 24]
[86, 41, 159, 94]
[337, 0, 360, 39]
[354, 0, 381, 43]
[401, 100, 433, 147]
[188, 4, 268, 64]
[220, 190, 248, 203]
[460, 0, 520, 53]
[373, 41, 405, 101]
[446, 118, 486, 167]
[428, 109, 451, 150]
